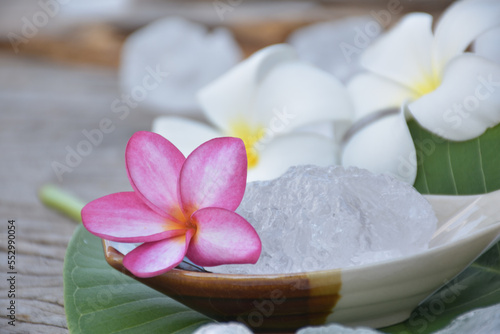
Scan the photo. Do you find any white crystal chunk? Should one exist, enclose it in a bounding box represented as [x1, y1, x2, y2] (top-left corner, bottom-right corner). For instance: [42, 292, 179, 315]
[297, 324, 381, 334]
[213, 165, 437, 274]
[193, 323, 253, 334]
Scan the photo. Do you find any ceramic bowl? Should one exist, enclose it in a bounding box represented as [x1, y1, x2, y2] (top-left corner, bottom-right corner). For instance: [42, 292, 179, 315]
[103, 190, 500, 333]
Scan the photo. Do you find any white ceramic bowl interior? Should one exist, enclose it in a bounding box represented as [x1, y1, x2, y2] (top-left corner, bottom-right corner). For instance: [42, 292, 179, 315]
[327, 190, 500, 328]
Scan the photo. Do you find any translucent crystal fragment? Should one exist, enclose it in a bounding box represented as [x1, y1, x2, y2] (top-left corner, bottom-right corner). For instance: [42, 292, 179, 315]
[213, 165, 437, 274]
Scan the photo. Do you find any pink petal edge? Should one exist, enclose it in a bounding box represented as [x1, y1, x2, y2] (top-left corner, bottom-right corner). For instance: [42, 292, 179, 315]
[186, 207, 261, 267]
[179, 137, 247, 216]
[123, 230, 194, 278]
[126, 131, 186, 221]
[81, 192, 188, 243]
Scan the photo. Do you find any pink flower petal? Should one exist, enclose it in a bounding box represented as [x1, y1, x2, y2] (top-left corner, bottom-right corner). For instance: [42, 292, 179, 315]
[82, 192, 188, 243]
[123, 230, 193, 278]
[126, 131, 186, 221]
[179, 137, 247, 216]
[186, 207, 261, 266]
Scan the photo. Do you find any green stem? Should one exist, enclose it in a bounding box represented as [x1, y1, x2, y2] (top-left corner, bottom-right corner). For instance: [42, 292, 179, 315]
[38, 184, 85, 223]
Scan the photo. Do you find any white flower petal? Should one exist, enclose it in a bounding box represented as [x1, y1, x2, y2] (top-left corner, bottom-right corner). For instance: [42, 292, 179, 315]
[294, 121, 336, 139]
[433, 0, 500, 69]
[288, 16, 382, 83]
[409, 54, 500, 141]
[361, 13, 434, 92]
[342, 105, 417, 184]
[474, 26, 500, 64]
[152, 117, 221, 156]
[249, 134, 338, 181]
[197, 44, 296, 132]
[254, 61, 353, 131]
[348, 72, 415, 119]
[293, 120, 354, 144]
[60, 0, 130, 19]
[121, 17, 241, 114]
[194, 322, 252, 334]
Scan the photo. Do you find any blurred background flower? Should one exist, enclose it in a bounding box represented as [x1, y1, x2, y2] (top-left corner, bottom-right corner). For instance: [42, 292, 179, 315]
[475, 25, 500, 64]
[5, 1, 491, 332]
[343, 0, 500, 183]
[153, 44, 352, 181]
[120, 17, 242, 115]
[288, 16, 381, 83]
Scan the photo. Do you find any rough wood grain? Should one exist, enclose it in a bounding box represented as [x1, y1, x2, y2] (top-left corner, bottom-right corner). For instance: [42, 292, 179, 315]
[0, 1, 451, 67]
[0, 53, 158, 333]
[0, 2, 451, 332]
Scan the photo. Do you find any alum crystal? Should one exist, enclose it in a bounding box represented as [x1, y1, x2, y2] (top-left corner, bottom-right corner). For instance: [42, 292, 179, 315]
[213, 165, 437, 274]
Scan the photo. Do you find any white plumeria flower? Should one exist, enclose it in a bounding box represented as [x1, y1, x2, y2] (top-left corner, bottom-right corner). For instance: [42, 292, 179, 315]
[121, 17, 241, 115]
[343, 0, 500, 184]
[153, 44, 353, 182]
[193, 323, 252, 334]
[288, 16, 382, 83]
[475, 26, 500, 64]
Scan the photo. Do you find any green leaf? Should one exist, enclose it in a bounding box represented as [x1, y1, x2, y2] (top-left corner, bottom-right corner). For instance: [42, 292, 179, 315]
[409, 120, 500, 195]
[381, 241, 500, 334]
[63, 225, 215, 334]
[381, 121, 500, 333]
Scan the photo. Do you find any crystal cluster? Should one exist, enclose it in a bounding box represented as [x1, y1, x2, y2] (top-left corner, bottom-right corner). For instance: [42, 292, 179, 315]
[297, 324, 382, 334]
[212, 165, 437, 274]
[193, 323, 253, 334]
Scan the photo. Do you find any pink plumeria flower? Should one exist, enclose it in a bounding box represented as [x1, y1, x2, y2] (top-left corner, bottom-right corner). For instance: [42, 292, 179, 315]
[82, 131, 261, 278]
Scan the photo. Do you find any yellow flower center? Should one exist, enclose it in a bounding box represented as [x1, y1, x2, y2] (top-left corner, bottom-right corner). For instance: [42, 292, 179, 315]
[412, 72, 442, 97]
[228, 120, 264, 169]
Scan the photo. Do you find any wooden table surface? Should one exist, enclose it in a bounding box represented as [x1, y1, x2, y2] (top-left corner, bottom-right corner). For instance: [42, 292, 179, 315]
[0, 2, 454, 332]
[0, 53, 159, 333]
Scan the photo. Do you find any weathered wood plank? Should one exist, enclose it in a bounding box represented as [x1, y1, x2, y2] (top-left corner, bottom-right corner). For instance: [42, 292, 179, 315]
[0, 52, 157, 333]
[0, 1, 452, 330]
[0, 1, 451, 67]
